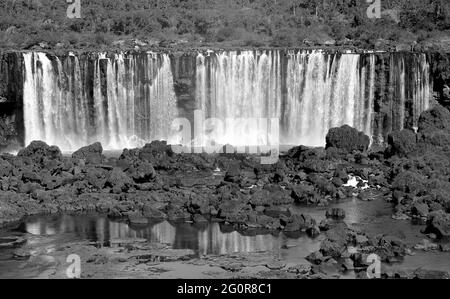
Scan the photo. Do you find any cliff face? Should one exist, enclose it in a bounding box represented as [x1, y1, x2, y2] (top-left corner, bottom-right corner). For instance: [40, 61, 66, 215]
[0, 50, 448, 150]
[0, 52, 23, 150]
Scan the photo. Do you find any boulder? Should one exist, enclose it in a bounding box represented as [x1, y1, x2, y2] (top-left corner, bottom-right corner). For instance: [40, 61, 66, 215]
[424, 211, 450, 239]
[106, 168, 133, 193]
[418, 105, 450, 133]
[386, 129, 417, 157]
[18, 141, 62, 163]
[284, 214, 316, 232]
[325, 125, 370, 152]
[72, 142, 104, 164]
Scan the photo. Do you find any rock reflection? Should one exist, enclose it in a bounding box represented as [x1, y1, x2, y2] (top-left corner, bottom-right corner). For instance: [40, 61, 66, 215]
[22, 215, 289, 255]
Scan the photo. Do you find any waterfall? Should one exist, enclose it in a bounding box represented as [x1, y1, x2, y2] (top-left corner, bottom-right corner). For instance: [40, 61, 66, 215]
[23, 52, 177, 151]
[22, 50, 432, 151]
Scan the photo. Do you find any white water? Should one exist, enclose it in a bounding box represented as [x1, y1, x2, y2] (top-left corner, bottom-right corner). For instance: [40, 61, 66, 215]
[23, 50, 432, 151]
[23, 52, 177, 151]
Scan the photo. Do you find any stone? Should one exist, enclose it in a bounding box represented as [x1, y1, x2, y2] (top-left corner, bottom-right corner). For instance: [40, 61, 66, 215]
[72, 142, 104, 164]
[386, 129, 417, 157]
[424, 211, 450, 239]
[326, 125, 370, 152]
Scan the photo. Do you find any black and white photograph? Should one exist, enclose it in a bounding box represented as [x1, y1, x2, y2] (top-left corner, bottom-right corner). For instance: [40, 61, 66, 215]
[0, 0, 449, 284]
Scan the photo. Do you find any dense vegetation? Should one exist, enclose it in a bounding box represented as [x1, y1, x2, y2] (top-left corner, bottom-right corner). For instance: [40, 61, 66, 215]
[0, 0, 449, 50]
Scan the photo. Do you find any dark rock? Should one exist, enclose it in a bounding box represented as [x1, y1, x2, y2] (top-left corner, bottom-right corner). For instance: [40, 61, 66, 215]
[72, 142, 104, 164]
[224, 162, 242, 184]
[386, 129, 417, 157]
[85, 167, 108, 190]
[411, 201, 429, 218]
[326, 125, 370, 152]
[424, 211, 450, 239]
[291, 183, 319, 203]
[18, 141, 62, 163]
[106, 168, 133, 193]
[418, 105, 450, 133]
[128, 161, 156, 183]
[284, 214, 316, 232]
[306, 251, 325, 265]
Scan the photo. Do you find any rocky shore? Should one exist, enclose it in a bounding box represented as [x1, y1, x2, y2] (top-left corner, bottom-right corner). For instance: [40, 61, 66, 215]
[1, 104, 450, 278]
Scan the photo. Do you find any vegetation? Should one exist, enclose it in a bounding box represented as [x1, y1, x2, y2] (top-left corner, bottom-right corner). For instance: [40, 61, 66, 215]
[0, 0, 449, 50]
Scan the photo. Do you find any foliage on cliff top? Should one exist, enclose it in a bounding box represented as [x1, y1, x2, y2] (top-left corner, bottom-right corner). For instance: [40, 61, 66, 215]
[0, 0, 449, 50]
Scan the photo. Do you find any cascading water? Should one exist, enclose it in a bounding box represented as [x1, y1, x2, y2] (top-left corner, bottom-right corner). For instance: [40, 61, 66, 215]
[23, 52, 177, 151]
[196, 50, 431, 147]
[22, 50, 432, 151]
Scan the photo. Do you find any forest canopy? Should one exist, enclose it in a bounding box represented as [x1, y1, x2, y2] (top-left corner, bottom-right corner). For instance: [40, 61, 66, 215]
[0, 0, 449, 50]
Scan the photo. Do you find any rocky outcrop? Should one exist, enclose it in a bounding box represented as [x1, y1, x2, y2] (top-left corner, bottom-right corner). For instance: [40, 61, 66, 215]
[326, 125, 370, 153]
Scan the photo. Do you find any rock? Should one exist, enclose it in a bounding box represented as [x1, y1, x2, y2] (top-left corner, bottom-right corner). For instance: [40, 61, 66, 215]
[414, 239, 439, 251]
[85, 167, 108, 190]
[326, 208, 346, 220]
[72, 142, 104, 164]
[325, 125, 370, 152]
[224, 162, 242, 184]
[412, 269, 450, 279]
[128, 161, 156, 183]
[0, 159, 12, 177]
[127, 212, 149, 225]
[0, 236, 26, 248]
[284, 214, 316, 232]
[287, 264, 312, 275]
[386, 129, 417, 157]
[106, 168, 133, 193]
[424, 211, 450, 239]
[418, 105, 450, 134]
[306, 251, 325, 265]
[392, 171, 426, 196]
[142, 205, 167, 221]
[18, 141, 62, 163]
[291, 184, 319, 203]
[411, 202, 429, 218]
[439, 243, 450, 252]
[265, 261, 286, 270]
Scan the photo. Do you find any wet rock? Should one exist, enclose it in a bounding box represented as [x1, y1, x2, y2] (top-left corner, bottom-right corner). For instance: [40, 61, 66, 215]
[126, 212, 149, 225]
[290, 183, 319, 203]
[0, 159, 12, 177]
[414, 239, 439, 251]
[106, 168, 133, 193]
[128, 161, 156, 183]
[18, 141, 62, 163]
[265, 261, 286, 270]
[326, 125, 370, 152]
[284, 214, 316, 232]
[411, 201, 429, 218]
[306, 251, 325, 265]
[392, 171, 426, 196]
[386, 129, 417, 157]
[72, 142, 104, 164]
[85, 167, 108, 190]
[418, 105, 450, 134]
[224, 162, 242, 184]
[424, 211, 450, 239]
[142, 204, 167, 221]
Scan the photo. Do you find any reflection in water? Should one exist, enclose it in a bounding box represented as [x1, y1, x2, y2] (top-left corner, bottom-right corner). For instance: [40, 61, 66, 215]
[22, 215, 313, 256]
